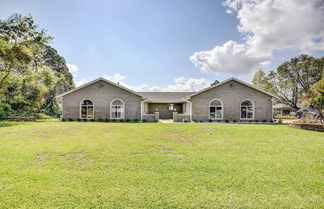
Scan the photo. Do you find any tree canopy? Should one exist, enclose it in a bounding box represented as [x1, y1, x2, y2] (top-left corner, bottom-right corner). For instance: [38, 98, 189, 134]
[252, 55, 324, 109]
[0, 13, 74, 118]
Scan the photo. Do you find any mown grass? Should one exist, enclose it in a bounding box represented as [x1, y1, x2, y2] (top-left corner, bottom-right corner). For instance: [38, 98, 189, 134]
[0, 121, 323, 208]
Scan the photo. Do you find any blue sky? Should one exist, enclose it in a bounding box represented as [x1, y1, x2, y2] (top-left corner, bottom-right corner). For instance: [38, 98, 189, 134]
[1, 0, 323, 91]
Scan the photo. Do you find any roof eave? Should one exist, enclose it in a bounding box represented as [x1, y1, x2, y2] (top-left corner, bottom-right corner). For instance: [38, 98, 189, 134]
[184, 77, 275, 99]
[57, 77, 147, 99]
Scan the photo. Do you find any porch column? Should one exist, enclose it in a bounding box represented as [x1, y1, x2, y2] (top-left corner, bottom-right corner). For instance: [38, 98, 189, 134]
[140, 100, 148, 122]
[186, 101, 193, 122]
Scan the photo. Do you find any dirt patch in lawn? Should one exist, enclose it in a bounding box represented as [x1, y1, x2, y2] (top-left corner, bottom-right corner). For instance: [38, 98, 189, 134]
[37, 152, 85, 158]
[159, 148, 175, 152]
[160, 153, 184, 157]
[152, 146, 183, 157]
[201, 127, 216, 136]
[130, 152, 144, 155]
[163, 131, 195, 144]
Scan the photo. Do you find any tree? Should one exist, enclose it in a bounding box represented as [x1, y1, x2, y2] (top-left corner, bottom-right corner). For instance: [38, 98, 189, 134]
[0, 14, 51, 86]
[38, 45, 74, 114]
[252, 69, 271, 91]
[0, 39, 33, 88]
[307, 76, 324, 109]
[252, 55, 323, 109]
[0, 13, 74, 116]
[267, 69, 300, 109]
[211, 80, 220, 86]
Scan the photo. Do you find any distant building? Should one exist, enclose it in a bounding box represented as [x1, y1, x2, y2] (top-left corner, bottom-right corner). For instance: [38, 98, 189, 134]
[273, 103, 300, 116]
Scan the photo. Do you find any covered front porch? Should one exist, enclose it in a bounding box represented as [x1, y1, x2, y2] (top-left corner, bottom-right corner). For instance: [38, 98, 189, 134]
[138, 92, 194, 122]
[141, 101, 191, 122]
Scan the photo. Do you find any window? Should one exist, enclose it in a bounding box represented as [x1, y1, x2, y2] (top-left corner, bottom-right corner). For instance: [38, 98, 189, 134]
[240, 99, 254, 119]
[80, 99, 94, 119]
[111, 99, 124, 119]
[209, 99, 223, 119]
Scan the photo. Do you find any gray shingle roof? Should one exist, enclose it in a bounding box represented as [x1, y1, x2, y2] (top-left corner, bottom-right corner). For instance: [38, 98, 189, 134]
[137, 92, 195, 103]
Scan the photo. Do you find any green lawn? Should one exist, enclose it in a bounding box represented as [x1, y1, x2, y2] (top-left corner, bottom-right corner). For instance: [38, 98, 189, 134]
[0, 121, 323, 208]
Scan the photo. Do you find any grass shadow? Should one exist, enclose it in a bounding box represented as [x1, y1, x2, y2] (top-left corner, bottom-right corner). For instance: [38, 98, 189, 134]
[0, 121, 19, 128]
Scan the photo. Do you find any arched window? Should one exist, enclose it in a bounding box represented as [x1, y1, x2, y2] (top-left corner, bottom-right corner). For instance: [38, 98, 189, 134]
[240, 99, 254, 119]
[209, 99, 223, 119]
[80, 99, 94, 119]
[111, 99, 125, 119]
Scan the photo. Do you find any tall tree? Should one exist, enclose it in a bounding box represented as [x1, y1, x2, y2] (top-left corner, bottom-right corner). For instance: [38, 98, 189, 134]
[252, 69, 272, 92]
[252, 55, 324, 109]
[308, 76, 324, 109]
[0, 13, 74, 116]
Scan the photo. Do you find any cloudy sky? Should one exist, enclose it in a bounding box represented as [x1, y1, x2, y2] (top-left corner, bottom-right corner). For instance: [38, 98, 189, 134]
[1, 0, 323, 91]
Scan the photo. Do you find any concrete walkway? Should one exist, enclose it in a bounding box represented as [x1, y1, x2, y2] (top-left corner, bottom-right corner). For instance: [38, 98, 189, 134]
[159, 119, 174, 123]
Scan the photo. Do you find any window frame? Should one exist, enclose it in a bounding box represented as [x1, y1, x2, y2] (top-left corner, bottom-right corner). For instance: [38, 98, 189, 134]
[110, 98, 125, 120]
[79, 99, 94, 119]
[209, 99, 224, 120]
[240, 99, 254, 120]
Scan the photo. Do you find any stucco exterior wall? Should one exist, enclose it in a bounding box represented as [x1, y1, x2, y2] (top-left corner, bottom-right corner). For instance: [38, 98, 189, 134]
[62, 80, 142, 120]
[190, 80, 273, 122]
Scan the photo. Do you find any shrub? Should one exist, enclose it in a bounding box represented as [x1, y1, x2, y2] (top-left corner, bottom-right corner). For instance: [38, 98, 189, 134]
[134, 119, 139, 122]
[98, 118, 103, 122]
[77, 118, 81, 122]
[233, 119, 237, 123]
[225, 120, 229, 123]
[263, 119, 267, 123]
[83, 118, 88, 122]
[111, 119, 116, 122]
[90, 119, 94, 122]
[68, 118, 73, 121]
[208, 119, 212, 123]
[249, 120, 252, 123]
[126, 119, 130, 122]
[269, 120, 273, 123]
[0, 103, 10, 120]
[142, 119, 147, 122]
[255, 120, 259, 123]
[62, 118, 66, 121]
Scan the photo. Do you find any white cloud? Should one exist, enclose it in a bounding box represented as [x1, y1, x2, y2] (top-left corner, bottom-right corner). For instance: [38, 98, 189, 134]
[66, 64, 79, 76]
[74, 79, 89, 87]
[75, 74, 212, 92]
[160, 77, 212, 92]
[102, 74, 126, 83]
[190, 41, 270, 75]
[191, 0, 324, 75]
[226, 0, 324, 54]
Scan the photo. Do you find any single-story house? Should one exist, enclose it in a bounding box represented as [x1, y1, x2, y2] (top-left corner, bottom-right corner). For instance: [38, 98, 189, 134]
[273, 103, 300, 116]
[58, 77, 274, 122]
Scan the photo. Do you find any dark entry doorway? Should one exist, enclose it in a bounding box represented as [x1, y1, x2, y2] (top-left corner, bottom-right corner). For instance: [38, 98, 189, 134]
[148, 103, 183, 119]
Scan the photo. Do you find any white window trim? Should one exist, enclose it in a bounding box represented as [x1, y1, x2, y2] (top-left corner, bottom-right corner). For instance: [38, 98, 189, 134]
[240, 99, 255, 120]
[209, 99, 224, 120]
[110, 98, 125, 120]
[79, 98, 94, 119]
